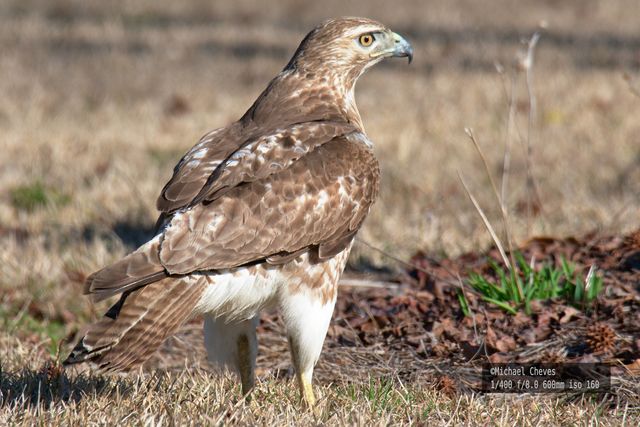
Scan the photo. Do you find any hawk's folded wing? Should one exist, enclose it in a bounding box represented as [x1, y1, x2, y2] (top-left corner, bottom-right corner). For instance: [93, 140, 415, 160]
[159, 133, 379, 274]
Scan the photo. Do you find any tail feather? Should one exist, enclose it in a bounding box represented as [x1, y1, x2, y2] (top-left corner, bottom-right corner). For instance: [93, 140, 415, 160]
[65, 277, 205, 372]
[85, 236, 167, 303]
[100, 283, 202, 370]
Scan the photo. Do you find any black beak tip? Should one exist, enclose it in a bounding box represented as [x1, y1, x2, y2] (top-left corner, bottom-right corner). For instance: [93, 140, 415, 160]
[399, 43, 414, 65]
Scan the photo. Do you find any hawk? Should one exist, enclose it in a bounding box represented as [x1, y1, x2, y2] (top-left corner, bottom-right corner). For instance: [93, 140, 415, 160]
[65, 17, 413, 407]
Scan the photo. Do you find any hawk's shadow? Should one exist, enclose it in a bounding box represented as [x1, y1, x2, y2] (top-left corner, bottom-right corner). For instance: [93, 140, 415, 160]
[79, 220, 156, 251]
[111, 221, 157, 249]
[0, 367, 188, 410]
[0, 368, 123, 409]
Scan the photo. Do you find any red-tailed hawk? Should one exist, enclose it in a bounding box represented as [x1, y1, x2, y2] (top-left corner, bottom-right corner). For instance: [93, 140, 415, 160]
[65, 17, 413, 407]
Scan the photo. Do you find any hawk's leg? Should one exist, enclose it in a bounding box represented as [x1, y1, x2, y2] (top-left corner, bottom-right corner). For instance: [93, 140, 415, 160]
[280, 291, 337, 408]
[204, 315, 259, 396]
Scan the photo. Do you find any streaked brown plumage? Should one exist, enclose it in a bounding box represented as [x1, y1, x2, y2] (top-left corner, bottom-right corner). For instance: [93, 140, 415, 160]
[65, 17, 413, 407]
[71, 279, 206, 371]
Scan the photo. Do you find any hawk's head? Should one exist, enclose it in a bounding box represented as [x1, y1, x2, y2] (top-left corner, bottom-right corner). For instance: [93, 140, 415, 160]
[243, 18, 413, 128]
[286, 17, 413, 82]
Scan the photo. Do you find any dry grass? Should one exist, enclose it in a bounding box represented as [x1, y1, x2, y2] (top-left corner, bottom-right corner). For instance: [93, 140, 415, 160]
[1, 0, 640, 424]
[2, 332, 638, 426]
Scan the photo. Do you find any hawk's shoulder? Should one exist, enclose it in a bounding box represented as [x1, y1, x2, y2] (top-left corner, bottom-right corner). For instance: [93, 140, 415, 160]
[156, 119, 359, 214]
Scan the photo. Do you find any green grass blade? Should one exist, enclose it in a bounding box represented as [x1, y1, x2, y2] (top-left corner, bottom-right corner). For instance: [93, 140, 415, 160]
[457, 290, 471, 317]
[480, 296, 518, 314]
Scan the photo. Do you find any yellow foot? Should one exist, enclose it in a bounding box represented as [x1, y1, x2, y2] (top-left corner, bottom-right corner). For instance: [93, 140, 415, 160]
[301, 376, 316, 407]
[297, 371, 321, 418]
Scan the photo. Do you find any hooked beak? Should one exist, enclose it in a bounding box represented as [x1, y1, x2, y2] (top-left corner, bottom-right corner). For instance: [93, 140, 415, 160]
[370, 31, 414, 64]
[390, 31, 414, 64]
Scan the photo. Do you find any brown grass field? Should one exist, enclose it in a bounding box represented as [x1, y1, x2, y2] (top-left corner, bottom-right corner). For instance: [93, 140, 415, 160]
[1, 0, 639, 425]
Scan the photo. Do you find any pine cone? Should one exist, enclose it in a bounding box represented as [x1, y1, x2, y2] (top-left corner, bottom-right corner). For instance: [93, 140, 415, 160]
[586, 323, 616, 354]
[435, 375, 458, 397]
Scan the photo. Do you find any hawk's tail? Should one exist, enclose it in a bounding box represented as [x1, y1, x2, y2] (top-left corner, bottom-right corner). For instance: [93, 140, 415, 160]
[64, 278, 205, 372]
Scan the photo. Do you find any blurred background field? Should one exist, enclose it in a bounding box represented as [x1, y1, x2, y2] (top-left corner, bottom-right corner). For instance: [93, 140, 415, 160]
[1, 0, 639, 424]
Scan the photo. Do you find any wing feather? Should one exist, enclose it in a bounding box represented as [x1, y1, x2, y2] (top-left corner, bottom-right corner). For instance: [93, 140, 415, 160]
[159, 135, 379, 274]
[84, 236, 167, 303]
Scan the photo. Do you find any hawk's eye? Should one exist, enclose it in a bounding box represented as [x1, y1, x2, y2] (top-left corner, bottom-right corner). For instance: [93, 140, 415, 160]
[358, 33, 375, 47]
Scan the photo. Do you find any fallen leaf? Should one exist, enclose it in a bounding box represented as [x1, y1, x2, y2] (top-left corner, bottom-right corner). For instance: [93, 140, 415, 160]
[495, 336, 517, 352]
[485, 326, 498, 350]
[560, 306, 581, 324]
[488, 352, 510, 363]
[625, 359, 640, 376]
